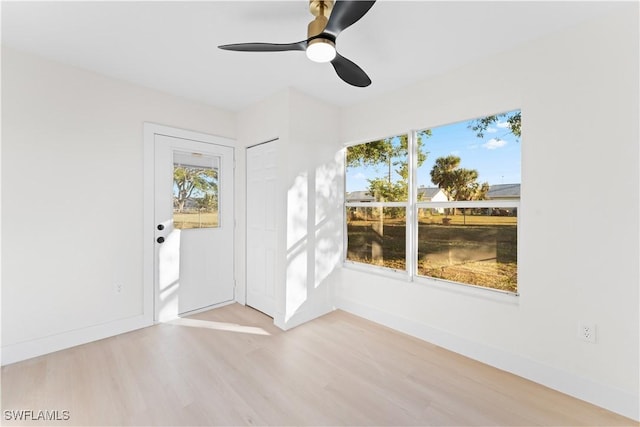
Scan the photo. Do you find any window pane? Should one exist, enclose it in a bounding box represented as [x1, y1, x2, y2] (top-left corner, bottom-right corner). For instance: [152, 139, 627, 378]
[173, 153, 219, 229]
[416, 110, 521, 202]
[417, 208, 517, 293]
[345, 135, 408, 202]
[346, 207, 406, 271]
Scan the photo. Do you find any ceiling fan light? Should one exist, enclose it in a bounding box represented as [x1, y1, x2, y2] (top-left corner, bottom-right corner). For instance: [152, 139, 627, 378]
[306, 38, 336, 63]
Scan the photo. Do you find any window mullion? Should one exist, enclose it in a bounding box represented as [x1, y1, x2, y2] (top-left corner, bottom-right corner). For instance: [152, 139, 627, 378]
[342, 147, 348, 264]
[407, 131, 417, 281]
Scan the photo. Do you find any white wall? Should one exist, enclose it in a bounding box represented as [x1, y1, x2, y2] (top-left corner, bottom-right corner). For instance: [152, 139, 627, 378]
[336, 6, 639, 420]
[1, 47, 236, 364]
[282, 89, 342, 329]
[236, 88, 341, 330]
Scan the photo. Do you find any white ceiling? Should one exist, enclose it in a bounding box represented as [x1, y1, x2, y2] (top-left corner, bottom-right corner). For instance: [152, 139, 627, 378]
[1, 1, 624, 112]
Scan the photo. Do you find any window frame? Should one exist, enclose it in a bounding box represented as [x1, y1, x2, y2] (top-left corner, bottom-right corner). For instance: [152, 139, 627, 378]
[343, 126, 520, 297]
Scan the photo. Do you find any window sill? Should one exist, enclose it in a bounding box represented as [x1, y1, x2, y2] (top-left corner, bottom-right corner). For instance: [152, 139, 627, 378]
[342, 260, 411, 281]
[341, 261, 520, 304]
[414, 275, 520, 304]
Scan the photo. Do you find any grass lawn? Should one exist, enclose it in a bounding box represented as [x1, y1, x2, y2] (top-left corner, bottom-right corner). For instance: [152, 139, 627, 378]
[173, 211, 219, 229]
[347, 211, 517, 293]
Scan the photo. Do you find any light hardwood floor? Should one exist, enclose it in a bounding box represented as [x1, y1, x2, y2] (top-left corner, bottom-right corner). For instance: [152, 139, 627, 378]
[2, 303, 636, 426]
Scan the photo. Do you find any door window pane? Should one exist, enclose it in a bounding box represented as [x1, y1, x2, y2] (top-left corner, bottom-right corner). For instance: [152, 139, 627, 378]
[173, 152, 220, 229]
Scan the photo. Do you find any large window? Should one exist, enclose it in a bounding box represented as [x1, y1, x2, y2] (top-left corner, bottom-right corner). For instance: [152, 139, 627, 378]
[345, 110, 521, 294]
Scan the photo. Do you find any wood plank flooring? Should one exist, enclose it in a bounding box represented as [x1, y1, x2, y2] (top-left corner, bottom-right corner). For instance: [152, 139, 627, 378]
[1, 303, 636, 426]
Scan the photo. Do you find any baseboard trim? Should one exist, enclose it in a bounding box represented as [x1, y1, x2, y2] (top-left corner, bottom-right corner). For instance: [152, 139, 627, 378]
[334, 297, 639, 422]
[1, 314, 152, 366]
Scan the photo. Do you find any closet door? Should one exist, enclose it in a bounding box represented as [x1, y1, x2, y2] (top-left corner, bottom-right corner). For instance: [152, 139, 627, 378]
[246, 140, 278, 317]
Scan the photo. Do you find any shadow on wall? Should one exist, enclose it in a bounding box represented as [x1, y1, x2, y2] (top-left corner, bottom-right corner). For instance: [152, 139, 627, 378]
[285, 153, 342, 323]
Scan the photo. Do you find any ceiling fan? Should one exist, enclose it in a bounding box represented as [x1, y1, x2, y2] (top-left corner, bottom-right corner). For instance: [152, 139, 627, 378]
[218, 0, 376, 87]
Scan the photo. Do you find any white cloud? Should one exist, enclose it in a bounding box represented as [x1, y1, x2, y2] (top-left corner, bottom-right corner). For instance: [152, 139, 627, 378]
[354, 172, 367, 180]
[487, 127, 497, 133]
[482, 138, 507, 150]
[450, 150, 460, 156]
[496, 121, 510, 129]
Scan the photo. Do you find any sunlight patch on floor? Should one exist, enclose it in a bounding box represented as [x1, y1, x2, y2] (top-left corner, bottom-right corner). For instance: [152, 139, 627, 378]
[165, 317, 271, 335]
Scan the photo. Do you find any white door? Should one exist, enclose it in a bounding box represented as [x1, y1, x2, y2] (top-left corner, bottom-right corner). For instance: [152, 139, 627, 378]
[246, 140, 278, 317]
[154, 134, 234, 321]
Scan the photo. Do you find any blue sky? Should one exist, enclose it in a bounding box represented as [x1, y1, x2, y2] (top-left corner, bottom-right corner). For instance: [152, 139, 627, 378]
[346, 111, 521, 193]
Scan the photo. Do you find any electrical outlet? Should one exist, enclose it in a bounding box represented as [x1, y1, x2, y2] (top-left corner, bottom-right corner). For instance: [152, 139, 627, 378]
[578, 322, 596, 343]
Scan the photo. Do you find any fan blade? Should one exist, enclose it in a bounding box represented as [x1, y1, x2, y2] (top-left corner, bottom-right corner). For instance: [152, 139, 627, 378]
[331, 52, 371, 87]
[323, 0, 376, 38]
[218, 41, 306, 52]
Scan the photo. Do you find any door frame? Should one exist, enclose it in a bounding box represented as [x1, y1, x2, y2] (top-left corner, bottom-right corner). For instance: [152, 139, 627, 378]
[143, 123, 236, 323]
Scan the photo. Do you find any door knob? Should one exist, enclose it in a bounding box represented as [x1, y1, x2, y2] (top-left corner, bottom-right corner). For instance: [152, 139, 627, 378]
[157, 224, 165, 230]
[157, 236, 165, 244]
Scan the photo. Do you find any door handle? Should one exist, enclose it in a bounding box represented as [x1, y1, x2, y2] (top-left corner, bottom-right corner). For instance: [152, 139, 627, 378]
[157, 236, 165, 244]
